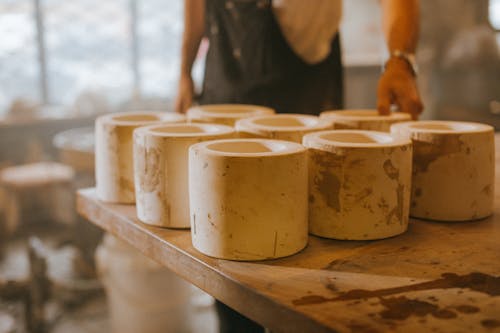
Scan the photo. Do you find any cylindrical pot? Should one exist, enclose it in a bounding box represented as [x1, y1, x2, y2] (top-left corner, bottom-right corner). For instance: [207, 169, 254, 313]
[189, 139, 308, 260]
[303, 130, 412, 240]
[320, 109, 411, 132]
[235, 114, 333, 143]
[187, 104, 275, 126]
[95, 111, 185, 203]
[133, 123, 235, 228]
[391, 120, 495, 221]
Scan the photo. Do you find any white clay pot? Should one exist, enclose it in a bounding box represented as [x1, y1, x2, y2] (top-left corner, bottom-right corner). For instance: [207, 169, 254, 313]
[303, 130, 412, 240]
[189, 139, 308, 260]
[133, 123, 235, 228]
[187, 104, 275, 126]
[95, 111, 185, 203]
[235, 114, 333, 143]
[391, 121, 495, 221]
[320, 109, 411, 132]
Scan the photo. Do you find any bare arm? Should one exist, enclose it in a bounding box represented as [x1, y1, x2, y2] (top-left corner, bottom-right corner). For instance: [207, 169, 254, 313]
[377, 0, 423, 119]
[175, 0, 205, 113]
[381, 0, 419, 53]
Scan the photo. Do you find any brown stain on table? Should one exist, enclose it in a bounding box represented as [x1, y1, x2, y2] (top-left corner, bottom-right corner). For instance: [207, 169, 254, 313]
[379, 296, 457, 320]
[481, 319, 500, 329]
[347, 322, 380, 333]
[293, 273, 498, 324]
[292, 272, 500, 306]
[454, 304, 480, 314]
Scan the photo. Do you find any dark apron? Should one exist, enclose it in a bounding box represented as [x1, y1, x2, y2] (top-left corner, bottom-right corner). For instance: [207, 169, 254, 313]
[200, 0, 343, 115]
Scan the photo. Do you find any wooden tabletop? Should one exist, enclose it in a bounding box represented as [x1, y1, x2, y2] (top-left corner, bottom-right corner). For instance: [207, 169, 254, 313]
[77, 136, 500, 333]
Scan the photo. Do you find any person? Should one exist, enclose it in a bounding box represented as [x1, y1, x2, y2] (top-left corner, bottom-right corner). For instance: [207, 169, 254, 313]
[175, 0, 423, 119]
[175, 1, 423, 332]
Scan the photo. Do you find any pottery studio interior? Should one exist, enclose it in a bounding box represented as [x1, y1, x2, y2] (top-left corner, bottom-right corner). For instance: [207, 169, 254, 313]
[0, 0, 499, 333]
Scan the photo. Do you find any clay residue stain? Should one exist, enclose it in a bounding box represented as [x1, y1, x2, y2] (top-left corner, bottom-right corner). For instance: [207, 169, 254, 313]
[396, 184, 405, 224]
[482, 319, 500, 329]
[481, 184, 493, 196]
[377, 197, 390, 211]
[292, 272, 499, 306]
[315, 170, 341, 212]
[325, 282, 338, 292]
[454, 305, 480, 314]
[349, 158, 365, 168]
[311, 150, 344, 212]
[119, 176, 134, 193]
[334, 272, 500, 301]
[354, 188, 373, 203]
[347, 323, 380, 333]
[165, 203, 171, 223]
[292, 295, 330, 306]
[385, 184, 405, 225]
[273, 231, 278, 257]
[383, 159, 399, 180]
[192, 214, 197, 235]
[379, 296, 456, 320]
[136, 145, 161, 192]
[207, 213, 216, 228]
[413, 136, 464, 173]
[323, 259, 366, 272]
[308, 195, 315, 203]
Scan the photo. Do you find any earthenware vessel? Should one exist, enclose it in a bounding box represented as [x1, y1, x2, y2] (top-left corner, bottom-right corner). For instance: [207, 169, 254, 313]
[187, 104, 275, 126]
[95, 111, 185, 203]
[236, 114, 333, 143]
[320, 109, 411, 132]
[391, 120, 494, 221]
[303, 130, 412, 240]
[133, 123, 234, 228]
[189, 139, 308, 260]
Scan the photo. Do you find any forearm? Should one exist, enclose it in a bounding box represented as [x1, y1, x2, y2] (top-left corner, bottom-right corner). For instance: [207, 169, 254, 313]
[380, 0, 419, 53]
[377, 0, 423, 119]
[180, 0, 205, 76]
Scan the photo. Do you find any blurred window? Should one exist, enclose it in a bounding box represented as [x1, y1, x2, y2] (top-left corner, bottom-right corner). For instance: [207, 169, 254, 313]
[0, 0, 40, 113]
[490, 0, 500, 29]
[0, 0, 185, 115]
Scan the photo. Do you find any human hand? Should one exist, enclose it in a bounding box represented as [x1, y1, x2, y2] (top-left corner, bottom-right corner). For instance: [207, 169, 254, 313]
[377, 57, 423, 120]
[175, 74, 195, 114]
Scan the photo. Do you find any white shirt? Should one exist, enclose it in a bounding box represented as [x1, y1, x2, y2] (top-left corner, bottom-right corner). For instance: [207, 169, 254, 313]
[272, 0, 342, 64]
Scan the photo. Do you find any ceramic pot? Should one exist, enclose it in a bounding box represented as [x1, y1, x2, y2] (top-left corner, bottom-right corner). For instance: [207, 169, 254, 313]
[189, 139, 308, 260]
[187, 104, 275, 126]
[391, 120, 495, 221]
[133, 123, 235, 228]
[303, 130, 412, 240]
[236, 114, 333, 143]
[95, 111, 185, 203]
[320, 109, 411, 132]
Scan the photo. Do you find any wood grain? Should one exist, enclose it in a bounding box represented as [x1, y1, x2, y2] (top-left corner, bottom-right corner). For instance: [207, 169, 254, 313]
[76, 134, 500, 333]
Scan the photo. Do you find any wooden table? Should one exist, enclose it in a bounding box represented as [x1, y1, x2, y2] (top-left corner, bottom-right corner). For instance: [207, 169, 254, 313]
[77, 137, 500, 333]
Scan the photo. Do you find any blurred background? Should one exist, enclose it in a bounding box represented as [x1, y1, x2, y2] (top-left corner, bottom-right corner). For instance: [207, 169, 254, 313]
[0, 0, 499, 332]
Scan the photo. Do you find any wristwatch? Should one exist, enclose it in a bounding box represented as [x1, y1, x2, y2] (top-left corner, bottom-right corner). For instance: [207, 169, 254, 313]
[387, 50, 419, 76]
